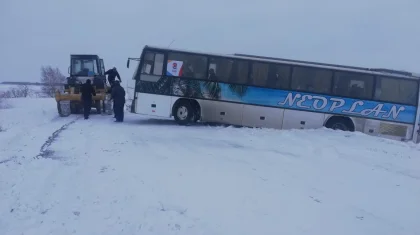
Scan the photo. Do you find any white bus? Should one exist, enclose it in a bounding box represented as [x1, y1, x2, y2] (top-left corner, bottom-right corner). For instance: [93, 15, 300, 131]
[127, 45, 420, 143]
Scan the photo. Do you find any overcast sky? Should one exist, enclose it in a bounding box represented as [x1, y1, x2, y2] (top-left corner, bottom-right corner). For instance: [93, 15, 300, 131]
[1, 0, 419, 83]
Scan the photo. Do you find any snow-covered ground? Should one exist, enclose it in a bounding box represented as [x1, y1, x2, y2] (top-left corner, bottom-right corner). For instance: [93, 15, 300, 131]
[1, 98, 420, 235]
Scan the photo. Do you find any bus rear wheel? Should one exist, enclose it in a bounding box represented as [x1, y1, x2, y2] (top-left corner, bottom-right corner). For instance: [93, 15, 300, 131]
[173, 100, 194, 125]
[325, 116, 354, 132]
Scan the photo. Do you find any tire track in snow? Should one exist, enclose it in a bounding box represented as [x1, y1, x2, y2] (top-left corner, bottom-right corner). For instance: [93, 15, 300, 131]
[0, 111, 81, 164]
[0, 156, 17, 165]
[0, 117, 76, 165]
[34, 117, 80, 160]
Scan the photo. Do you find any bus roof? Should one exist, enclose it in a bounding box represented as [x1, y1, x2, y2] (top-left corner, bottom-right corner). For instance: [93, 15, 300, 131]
[143, 45, 420, 80]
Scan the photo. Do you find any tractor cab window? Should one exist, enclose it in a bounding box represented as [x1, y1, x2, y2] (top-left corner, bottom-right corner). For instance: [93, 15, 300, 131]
[72, 58, 99, 76]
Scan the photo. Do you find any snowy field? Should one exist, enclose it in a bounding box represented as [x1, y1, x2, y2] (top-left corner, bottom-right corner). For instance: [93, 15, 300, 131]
[1, 98, 420, 235]
[0, 84, 44, 98]
[0, 83, 134, 100]
[0, 84, 42, 92]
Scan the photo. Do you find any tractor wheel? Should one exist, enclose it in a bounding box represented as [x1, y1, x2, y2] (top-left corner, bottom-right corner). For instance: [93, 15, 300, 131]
[57, 102, 63, 117]
[57, 101, 71, 117]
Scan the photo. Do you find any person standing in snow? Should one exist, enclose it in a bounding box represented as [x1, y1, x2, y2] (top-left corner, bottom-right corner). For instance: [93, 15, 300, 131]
[80, 79, 96, 120]
[105, 67, 122, 92]
[110, 80, 126, 122]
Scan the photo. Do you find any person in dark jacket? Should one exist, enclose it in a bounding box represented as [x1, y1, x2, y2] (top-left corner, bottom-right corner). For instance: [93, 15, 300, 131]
[105, 67, 121, 92]
[80, 79, 96, 119]
[111, 80, 126, 122]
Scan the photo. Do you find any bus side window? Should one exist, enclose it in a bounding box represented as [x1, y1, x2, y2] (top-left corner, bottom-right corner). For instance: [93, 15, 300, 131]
[139, 51, 164, 82]
[374, 76, 418, 105]
[141, 52, 155, 74]
[153, 54, 164, 76]
[332, 72, 373, 100]
[291, 66, 332, 94]
[168, 52, 207, 79]
[266, 64, 291, 90]
[208, 57, 233, 83]
[228, 60, 249, 84]
[208, 65, 218, 80]
[250, 62, 269, 87]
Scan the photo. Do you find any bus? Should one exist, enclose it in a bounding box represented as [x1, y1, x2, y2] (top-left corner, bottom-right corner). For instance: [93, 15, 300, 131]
[127, 45, 420, 143]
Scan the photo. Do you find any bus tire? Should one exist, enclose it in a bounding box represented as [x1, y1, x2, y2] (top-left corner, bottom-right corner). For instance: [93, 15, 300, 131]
[325, 116, 355, 132]
[173, 100, 194, 125]
[190, 100, 201, 122]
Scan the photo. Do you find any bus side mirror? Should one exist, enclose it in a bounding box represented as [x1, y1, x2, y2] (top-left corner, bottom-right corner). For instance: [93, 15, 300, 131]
[127, 59, 130, 68]
[68, 66, 70, 74]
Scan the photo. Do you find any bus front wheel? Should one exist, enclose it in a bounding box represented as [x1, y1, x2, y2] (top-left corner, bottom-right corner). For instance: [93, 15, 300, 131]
[173, 100, 194, 126]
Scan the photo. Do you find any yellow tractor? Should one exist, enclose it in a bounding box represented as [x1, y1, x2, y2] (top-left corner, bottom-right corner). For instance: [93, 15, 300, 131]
[55, 54, 110, 117]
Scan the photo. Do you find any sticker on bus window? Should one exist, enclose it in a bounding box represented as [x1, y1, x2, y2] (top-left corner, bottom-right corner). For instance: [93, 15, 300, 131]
[166, 60, 183, 76]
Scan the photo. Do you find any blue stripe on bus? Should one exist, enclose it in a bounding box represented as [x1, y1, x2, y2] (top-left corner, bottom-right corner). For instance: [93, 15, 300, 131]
[193, 82, 417, 124]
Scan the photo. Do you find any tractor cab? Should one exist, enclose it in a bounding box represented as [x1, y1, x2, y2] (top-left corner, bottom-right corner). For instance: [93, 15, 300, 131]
[67, 54, 107, 92]
[70, 54, 105, 76]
